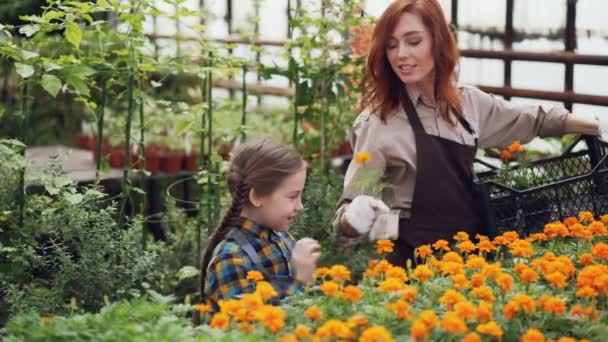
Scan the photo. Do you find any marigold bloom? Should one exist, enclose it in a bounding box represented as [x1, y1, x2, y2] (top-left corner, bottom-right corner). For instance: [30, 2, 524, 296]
[513, 294, 536, 313]
[592, 242, 608, 260]
[412, 264, 435, 283]
[495, 273, 514, 293]
[456, 240, 477, 253]
[442, 252, 464, 263]
[470, 272, 486, 288]
[540, 296, 566, 315]
[588, 221, 606, 235]
[451, 274, 470, 289]
[360, 326, 394, 342]
[255, 305, 285, 333]
[329, 264, 352, 282]
[453, 231, 470, 241]
[544, 271, 568, 288]
[388, 300, 412, 320]
[477, 239, 496, 253]
[461, 332, 481, 342]
[432, 239, 451, 251]
[314, 267, 331, 279]
[342, 285, 363, 302]
[376, 239, 394, 254]
[294, 325, 311, 339]
[385, 266, 408, 282]
[41, 316, 53, 326]
[440, 261, 465, 276]
[476, 301, 493, 323]
[509, 239, 534, 257]
[500, 149, 512, 161]
[418, 310, 439, 329]
[315, 319, 353, 340]
[195, 303, 212, 313]
[320, 280, 341, 297]
[210, 312, 231, 329]
[278, 334, 297, 342]
[305, 305, 323, 321]
[601, 215, 608, 224]
[401, 286, 418, 302]
[465, 255, 487, 270]
[379, 277, 406, 293]
[246, 270, 264, 281]
[476, 321, 503, 339]
[521, 328, 545, 342]
[579, 211, 594, 224]
[482, 262, 502, 279]
[410, 320, 429, 341]
[564, 216, 578, 226]
[472, 286, 495, 302]
[440, 312, 468, 334]
[576, 286, 599, 297]
[354, 151, 372, 164]
[507, 140, 525, 153]
[439, 289, 465, 310]
[503, 301, 519, 320]
[416, 244, 433, 259]
[347, 314, 369, 328]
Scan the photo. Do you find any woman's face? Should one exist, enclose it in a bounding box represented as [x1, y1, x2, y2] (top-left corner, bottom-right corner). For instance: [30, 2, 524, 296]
[385, 12, 435, 88]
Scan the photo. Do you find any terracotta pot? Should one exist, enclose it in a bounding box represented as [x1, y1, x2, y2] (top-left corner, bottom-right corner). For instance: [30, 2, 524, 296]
[75, 133, 92, 150]
[161, 150, 183, 173]
[183, 153, 198, 171]
[109, 146, 125, 168]
[144, 146, 161, 174]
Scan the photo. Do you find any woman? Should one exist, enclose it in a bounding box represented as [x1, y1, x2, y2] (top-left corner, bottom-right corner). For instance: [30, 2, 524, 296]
[334, 0, 607, 268]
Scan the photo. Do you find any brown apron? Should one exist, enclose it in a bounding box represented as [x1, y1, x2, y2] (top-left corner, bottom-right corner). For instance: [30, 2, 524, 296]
[388, 90, 483, 268]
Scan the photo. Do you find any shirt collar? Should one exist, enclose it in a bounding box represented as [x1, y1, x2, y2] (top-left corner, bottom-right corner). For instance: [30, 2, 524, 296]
[238, 216, 274, 241]
[405, 85, 435, 108]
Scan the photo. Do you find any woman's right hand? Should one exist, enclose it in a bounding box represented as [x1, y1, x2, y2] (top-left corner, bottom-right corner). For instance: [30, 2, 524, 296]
[292, 238, 321, 283]
[343, 195, 390, 235]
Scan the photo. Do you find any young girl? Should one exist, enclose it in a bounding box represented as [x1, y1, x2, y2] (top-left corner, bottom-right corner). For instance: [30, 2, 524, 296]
[194, 138, 321, 324]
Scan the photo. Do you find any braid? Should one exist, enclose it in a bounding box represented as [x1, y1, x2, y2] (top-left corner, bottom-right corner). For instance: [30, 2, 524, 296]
[199, 181, 249, 303]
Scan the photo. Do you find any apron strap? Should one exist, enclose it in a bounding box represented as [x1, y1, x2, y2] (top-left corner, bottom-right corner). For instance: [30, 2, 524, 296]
[225, 228, 272, 279]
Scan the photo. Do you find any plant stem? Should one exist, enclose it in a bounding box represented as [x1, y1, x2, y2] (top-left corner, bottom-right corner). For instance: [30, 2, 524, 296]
[95, 83, 107, 181]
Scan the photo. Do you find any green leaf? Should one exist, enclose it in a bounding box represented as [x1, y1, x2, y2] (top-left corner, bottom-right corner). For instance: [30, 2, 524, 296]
[15, 63, 34, 79]
[61, 65, 96, 78]
[45, 184, 60, 196]
[66, 77, 90, 96]
[42, 60, 61, 72]
[65, 193, 84, 205]
[43, 10, 65, 22]
[40, 74, 62, 97]
[21, 50, 39, 60]
[176, 266, 200, 281]
[19, 24, 40, 37]
[65, 22, 83, 49]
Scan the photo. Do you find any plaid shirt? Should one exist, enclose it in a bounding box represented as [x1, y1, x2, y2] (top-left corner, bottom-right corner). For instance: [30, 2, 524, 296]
[203, 217, 304, 317]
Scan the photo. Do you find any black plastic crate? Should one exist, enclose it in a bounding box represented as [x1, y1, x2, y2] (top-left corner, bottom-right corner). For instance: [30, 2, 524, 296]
[474, 136, 608, 237]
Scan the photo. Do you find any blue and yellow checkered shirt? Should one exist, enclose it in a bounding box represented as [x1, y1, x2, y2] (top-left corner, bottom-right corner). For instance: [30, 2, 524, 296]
[203, 217, 304, 316]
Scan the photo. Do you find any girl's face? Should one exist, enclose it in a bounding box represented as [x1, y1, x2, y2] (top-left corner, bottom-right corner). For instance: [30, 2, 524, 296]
[254, 168, 307, 232]
[385, 12, 435, 89]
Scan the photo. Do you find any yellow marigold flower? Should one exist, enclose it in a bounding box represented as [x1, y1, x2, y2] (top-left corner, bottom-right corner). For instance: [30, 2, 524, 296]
[415, 244, 433, 259]
[495, 272, 514, 293]
[503, 301, 519, 320]
[513, 294, 536, 313]
[255, 305, 285, 333]
[466, 255, 487, 270]
[461, 332, 481, 342]
[246, 270, 264, 281]
[41, 316, 53, 326]
[588, 221, 606, 235]
[451, 274, 470, 289]
[503, 231, 520, 243]
[342, 285, 363, 302]
[294, 325, 311, 339]
[255, 281, 278, 302]
[576, 285, 599, 297]
[453, 231, 470, 241]
[412, 264, 435, 283]
[544, 271, 568, 288]
[305, 305, 323, 321]
[454, 301, 476, 320]
[354, 151, 372, 164]
[314, 266, 331, 279]
[376, 239, 394, 254]
[432, 239, 451, 251]
[410, 320, 429, 341]
[475, 321, 503, 339]
[320, 280, 341, 297]
[329, 264, 352, 282]
[540, 296, 566, 315]
[441, 312, 468, 334]
[315, 319, 353, 340]
[579, 211, 595, 224]
[195, 303, 212, 313]
[278, 334, 297, 342]
[418, 310, 439, 329]
[521, 328, 545, 342]
[442, 251, 464, 263]
[439, 289, 465, 311]
[592, 242, 608, 260]
[386, 266, 408, 282]
[401, 286, 418, 302]
[476, 301, 493, 323]
[388, 300, 412, 320]
[557, 338, 577, 342]
[456, 240, 477, 254]
[360, 326, 394, 342]
[440, 261, 465, 276]
[564, 216, 578, 226]
[210, 312, 231, 329]
[492, 235, 509, 246]
[347, 314, 368, 328]
[528, 233, 548, 242]
[470, 272, 486, 288]
[472, 285, 495, 302]
[218, 299, 243, 316]
[477, 239, 496, 253]
[509, 239, 534, 257]
[482, 262, 502, 279]
[378, 277, 406, 293]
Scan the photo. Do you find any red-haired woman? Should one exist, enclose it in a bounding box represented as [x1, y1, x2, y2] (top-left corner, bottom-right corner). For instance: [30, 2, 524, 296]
[333, 0, 607, 267]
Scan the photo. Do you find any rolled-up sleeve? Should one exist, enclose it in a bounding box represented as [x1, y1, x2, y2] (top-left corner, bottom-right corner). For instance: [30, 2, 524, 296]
[466, 86, 570, 149]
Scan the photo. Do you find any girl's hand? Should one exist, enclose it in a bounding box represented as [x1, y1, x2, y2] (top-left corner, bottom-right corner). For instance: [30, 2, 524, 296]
[293, 238, 321, 283]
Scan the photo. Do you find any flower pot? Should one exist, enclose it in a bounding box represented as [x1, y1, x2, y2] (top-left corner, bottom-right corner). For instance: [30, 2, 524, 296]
[109, 146, 125, 169]
[144, 146, 161, 174]
[183, 153, 198, 171]
[75, 133, 93, 150]
[161, 150, 183, 173]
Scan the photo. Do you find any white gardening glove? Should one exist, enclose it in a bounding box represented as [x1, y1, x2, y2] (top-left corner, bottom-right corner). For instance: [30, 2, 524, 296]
[368, 210, 399, 240]
[599, 115, 608, 142]
[344, 195, 390, 235]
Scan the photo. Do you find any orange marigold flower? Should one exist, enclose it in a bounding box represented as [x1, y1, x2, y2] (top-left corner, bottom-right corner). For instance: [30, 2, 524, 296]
[453, 231, 470, 241]
[476, 321, 503, 339]
[255, 281, 278, 302]
[519, 268, 539, 285]
[315, 319, 353, 340]
[314, 267, 331, 279]
[592, 242, 608, 260]
[237, 321, 255, 333]
[470, 272, 486, 288]
[255, 305, 285, 333]
[378, 277, 406, 293]
[410, 320, 429, 341]
[432, 239, 451, 251]
[564, 216, 578, 226]
[509, 239, 534, 257]
[440, 312, 468, 334]
[454, 301, 476, 320]
[507, 140, 525, 153]
[540, 296, 566, 315]
[579, 211, 595, 224]
[439, 289, 466, 311]
[456, 240, 477, 254]
[305, 305, 323, 321]
[401, 286, 418, 302]
[218, 299, 243, 316]
[376, 240, 394, 254]
[416, 244, 433, 259]
[294, 325, 311, 339]
[588, 221, 606, 235]
[472, 285, 495, 302]
[482, 262, 502, 279]
[246, 270, 264, 282]
[320, 280, 341, 297]
[41, 316, 53, 326]
[477, 239, 496, 253]
[440, 261, 465, 276]
[418, 310, 439, 329]
[342, 285, 363, 302]
[601, 215, 608, 224]
[354, 151, 372, 164]
[528, 233, 548, 242]
[461, 332, 481, 342]
[557, 338, 577, 342]
[576, 285, 599, 297]
[386, 266, 408, 282]
[359, 326, 394, 342]
[210, 312, 231, 329]
[495, 273, 514, 293]
[412, 264, 435, 283]
[466, 255, 487, 270]
[329, 264, 351, 282]
[521, 328, 545, 342]
[544, 271, 568, 288]
[503, 301, 519, 320]
[279, 334, 297, 342]
[476, 301, 494, 323]
[347, 314, 369, 328]
[388, 300, 413, 320]
[451, 273, 470, 289]
[500, 149, 512, 161]
[442, 251, 464, 263]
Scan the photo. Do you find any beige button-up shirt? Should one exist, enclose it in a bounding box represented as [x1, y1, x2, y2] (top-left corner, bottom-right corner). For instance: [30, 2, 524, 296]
[334, 85, 570, 245]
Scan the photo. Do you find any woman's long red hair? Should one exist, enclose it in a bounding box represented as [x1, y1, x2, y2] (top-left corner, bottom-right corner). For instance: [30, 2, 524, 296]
[361, 0, 461, 123]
